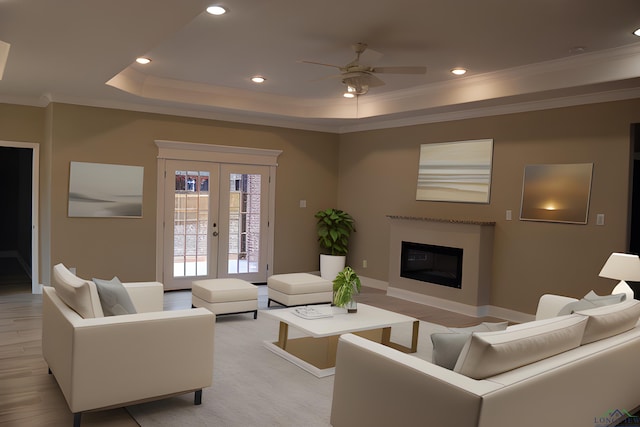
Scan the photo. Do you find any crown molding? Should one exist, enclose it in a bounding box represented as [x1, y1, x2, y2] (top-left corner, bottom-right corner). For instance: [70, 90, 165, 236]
[2, 43, 640, 134]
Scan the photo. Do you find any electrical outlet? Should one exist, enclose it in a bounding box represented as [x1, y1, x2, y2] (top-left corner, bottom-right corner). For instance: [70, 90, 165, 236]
[362, 259, 368, 268]
[299, 200, 306, 208]
[596, 214, 605, 225]
[506, 210, 512, 221]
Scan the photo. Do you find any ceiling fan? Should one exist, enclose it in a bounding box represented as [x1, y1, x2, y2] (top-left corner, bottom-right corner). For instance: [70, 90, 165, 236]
[301, 42, 427, 96]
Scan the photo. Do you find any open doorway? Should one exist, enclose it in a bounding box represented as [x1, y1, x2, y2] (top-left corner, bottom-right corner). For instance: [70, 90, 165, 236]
[626, 124, 640, 299]
[629, 123, 640, 255]
[0, 142, 39, 294]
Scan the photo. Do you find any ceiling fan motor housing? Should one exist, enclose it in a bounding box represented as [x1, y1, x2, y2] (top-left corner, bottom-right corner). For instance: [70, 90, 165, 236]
[342, 72, 372, 95]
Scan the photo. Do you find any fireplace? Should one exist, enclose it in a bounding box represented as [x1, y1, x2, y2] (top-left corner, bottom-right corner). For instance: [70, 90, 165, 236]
[400, 241, 463, 289]
[387, 216, 494, 310]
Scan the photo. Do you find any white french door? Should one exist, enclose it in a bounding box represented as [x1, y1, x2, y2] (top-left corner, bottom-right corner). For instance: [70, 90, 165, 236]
[217, 164, 270, 283]
[163, 160, 220, 290]
[161, 159, 271, 290]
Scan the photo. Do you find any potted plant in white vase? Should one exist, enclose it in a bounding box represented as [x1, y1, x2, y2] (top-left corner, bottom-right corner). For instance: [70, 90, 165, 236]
[333, 266, 362, 313]
[315, 208, 355, 280]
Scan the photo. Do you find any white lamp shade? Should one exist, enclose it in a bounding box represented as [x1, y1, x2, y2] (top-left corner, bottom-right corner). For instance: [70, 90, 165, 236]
[599, 253, 640, 281]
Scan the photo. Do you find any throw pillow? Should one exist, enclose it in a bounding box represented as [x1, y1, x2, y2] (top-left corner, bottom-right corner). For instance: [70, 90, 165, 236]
[431, 322, 509, 370]
[575, 299, 640, 344]
[93, 277, 137, 316]
[453, 315, 588, 380]
[583, 290, 626, 305]
[557, 291, 626, 315]
[53, 263, 103, 318]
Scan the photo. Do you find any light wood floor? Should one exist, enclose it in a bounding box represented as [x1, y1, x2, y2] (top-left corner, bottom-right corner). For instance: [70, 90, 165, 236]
[0, 285, 503, 426]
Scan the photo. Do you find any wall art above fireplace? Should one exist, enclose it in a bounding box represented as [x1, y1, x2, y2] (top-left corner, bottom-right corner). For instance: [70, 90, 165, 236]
[416, 139, 493, 204]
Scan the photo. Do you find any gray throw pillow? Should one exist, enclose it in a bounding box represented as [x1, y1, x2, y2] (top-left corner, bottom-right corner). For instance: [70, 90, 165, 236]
[431, 322, 509, 370]
[583, 290, 626, 305]
[93, 277, 137, 316]
[558, 291, 626, 315]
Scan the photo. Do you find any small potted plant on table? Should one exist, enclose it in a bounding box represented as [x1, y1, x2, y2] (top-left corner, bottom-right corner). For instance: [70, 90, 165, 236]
[333, 266, 362, 313]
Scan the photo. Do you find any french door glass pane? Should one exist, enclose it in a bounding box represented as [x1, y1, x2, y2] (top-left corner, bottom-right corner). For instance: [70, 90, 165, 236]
[173, 170, 209, 277]
[228, 173, 261, 274]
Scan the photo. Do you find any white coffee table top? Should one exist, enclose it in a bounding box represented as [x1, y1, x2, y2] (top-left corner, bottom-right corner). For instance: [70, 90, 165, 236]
[262, 303, 417, 337]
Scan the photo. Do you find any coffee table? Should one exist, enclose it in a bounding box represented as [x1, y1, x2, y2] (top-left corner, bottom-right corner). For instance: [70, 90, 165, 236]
[262, 303, 419, 377]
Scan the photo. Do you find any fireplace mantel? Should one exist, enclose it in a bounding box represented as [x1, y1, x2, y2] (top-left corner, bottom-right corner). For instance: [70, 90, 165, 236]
[387, 215, 495, 310]
[386, 215, 496, 226]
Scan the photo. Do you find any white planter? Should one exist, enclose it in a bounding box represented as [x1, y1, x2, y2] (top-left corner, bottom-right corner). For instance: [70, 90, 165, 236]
[320, 254, 346, 281]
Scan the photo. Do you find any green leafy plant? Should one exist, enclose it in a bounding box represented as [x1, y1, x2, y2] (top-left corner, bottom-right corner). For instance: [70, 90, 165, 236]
[315, 208, 355, 256]
[333, 266, 362, 308]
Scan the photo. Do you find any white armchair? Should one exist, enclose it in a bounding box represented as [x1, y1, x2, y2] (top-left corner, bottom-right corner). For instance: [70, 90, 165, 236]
[42, 264, 215, 427]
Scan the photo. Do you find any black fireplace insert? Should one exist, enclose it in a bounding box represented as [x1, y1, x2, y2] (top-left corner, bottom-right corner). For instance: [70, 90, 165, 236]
[400, 241, 463, 289]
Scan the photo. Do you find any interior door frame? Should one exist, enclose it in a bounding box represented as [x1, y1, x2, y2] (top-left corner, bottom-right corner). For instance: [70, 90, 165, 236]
[155, 140, 281, 285]
[0, 140, 40, 294]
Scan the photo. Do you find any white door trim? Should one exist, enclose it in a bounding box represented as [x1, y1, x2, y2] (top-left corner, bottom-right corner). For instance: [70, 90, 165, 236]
[0, 140, 40, 294]
[154, 141, 281, 284]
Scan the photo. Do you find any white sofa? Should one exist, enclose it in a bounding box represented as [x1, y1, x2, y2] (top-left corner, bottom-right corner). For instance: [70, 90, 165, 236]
[43, 264, 216, 427]
[330, 294, 640, 427]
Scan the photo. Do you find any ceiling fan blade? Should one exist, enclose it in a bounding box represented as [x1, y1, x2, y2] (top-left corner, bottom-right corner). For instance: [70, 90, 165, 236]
[299, 60, 342, 69]
[371, 66, 427, 75]
[365, 74, 386, 87]
[358, 47, 383, 65]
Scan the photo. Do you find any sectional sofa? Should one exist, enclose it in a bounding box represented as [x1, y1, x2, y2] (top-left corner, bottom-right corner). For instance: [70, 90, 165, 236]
[330, 294, 640, 427]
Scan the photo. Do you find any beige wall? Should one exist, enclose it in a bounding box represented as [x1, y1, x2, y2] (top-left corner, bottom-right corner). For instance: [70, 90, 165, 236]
[45, 103, 339, 282]
[2, 99, 639, 315]
[338, 99, 640, 314]
[0, 103, 45, 142]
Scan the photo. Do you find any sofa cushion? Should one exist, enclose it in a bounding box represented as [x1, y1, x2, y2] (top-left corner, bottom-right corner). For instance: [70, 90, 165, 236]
[52, 263, 104, 318]
[431, 322, 508, 370]
[575, 299, 640, 344]
[93, 276, 138, 316]
[453, 315, 588, 379]
[558, 290, 626, 315]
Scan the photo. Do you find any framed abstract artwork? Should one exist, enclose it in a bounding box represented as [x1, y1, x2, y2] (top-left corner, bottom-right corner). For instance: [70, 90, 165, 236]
[68, 161, 144, 218]
[416, 139, 494, 203]
[520, 163, 593, 224]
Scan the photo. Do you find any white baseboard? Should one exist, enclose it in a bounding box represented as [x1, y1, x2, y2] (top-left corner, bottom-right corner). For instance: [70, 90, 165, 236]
[360, 276, 388, 291]
[377, 282, 535, 323]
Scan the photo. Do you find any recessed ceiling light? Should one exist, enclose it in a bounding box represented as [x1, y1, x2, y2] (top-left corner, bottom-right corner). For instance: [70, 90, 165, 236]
[634, 28, 640, 37]
[136, 57, 151, 65]
[343, 92, 355, 98]
[451, 68, 467, 76]
[251, 76, 266, 83]
[206, 5, 227, 15]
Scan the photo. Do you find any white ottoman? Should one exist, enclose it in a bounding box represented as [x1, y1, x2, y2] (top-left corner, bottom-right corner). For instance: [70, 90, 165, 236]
[192, 278, 258, 319]
[267, 273, 333, 307]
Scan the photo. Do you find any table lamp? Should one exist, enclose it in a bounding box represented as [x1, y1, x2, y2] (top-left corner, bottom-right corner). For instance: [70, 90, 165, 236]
[598, 252, 640, 299]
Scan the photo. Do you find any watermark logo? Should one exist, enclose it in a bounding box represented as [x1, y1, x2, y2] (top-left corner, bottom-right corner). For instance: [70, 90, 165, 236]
[594, 409, 640, 427]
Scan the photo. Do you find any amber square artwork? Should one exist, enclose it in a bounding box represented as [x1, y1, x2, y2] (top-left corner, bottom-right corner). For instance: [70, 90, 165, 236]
[520, 163, 593, 224]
